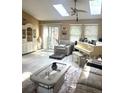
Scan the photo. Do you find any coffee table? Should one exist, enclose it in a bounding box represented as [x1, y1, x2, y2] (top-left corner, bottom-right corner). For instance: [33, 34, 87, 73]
[30, 62, 70, 93]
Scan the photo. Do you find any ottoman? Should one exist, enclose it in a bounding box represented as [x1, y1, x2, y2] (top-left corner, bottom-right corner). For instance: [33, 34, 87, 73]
[49, 54, 65, 60]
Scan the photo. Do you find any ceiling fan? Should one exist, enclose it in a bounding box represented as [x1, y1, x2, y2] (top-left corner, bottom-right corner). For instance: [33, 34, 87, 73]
[70, 0, 87, 21]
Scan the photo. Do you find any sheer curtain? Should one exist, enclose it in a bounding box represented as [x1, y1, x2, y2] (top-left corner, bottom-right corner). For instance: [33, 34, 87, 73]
[70, 25, 82, 42]
[43, 25, 59, 50]
[84, 24, 98, 41]
[43, 25, 48, 49]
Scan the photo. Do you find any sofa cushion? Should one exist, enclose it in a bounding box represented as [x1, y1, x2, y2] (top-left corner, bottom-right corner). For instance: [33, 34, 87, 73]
[78, 71, 102, 90]
[59, 40, 70, 45]
[54, 44, 72, 56]
[54, 46, 66, 55]
[74, 84, 101, 93]
[90, 66, 102, 75]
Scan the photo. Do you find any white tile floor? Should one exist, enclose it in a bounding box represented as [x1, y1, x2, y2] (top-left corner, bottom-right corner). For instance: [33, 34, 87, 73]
[22, 50, 102, 93]
[22, 50, 78, 74]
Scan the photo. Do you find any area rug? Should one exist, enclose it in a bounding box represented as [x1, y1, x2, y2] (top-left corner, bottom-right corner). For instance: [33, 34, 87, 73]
[58, 66, 81, 93]
[22, 66, 81, 93]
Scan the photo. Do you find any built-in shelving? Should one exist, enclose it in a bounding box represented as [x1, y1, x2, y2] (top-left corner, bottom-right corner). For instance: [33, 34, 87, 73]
[22, 23, 37, 54]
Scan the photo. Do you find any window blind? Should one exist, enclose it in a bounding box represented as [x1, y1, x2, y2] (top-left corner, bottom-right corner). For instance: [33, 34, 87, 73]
[70, 25, 82, 42]
[84, 24, 98, 41]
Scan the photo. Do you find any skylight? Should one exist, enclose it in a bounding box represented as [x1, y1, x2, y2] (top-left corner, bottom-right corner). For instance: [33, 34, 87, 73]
[53, 4, 69, 16]
[89, 0, 102, 15]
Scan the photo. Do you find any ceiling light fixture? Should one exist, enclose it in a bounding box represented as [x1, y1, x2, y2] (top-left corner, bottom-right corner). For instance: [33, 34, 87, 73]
[53, 4, 69, 16]
[89, 0, 102, 15]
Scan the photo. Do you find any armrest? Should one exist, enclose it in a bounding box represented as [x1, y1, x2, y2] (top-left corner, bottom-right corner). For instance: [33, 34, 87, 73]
[78, 71, 102, 90]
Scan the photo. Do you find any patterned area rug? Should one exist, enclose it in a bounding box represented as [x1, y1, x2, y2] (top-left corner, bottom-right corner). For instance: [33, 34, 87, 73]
[22, 66, 81, 93]
[58, 66, 81, 93]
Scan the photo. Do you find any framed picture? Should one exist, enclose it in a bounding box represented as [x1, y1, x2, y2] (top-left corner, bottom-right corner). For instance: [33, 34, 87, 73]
[62, 26, 68, 35]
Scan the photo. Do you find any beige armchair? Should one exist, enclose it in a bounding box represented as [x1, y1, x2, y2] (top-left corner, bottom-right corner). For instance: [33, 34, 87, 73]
[54, 40, 74, 56]
[54, 45, 71, 56]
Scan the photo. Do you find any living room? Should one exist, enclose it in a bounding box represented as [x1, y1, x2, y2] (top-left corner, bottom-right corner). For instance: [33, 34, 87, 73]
[1, 0, 124, 93]
[22, 0, 102, 93]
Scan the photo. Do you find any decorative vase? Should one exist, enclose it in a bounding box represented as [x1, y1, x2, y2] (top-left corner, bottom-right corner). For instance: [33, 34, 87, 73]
[51, 62, 57, 70]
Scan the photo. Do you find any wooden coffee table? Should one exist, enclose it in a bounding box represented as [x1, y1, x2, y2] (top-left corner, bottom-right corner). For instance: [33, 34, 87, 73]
[30, 62, 70, 93]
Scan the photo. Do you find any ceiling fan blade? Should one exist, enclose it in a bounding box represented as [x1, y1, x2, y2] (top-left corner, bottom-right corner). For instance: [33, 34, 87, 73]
[69, 10, 75, 16]
[70, 7, 76, 16]
[70, 12, 75, 16]
[71, 7, 74, 11]
[76, 9, 88, 13]
[71, 13, 75, 16]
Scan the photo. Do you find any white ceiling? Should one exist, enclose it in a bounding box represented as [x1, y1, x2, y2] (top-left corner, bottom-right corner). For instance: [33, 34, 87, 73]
[22, 0, 102, 21]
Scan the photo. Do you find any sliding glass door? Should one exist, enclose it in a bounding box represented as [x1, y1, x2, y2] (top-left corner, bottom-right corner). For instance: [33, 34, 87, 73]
[43, 25, 59, 50]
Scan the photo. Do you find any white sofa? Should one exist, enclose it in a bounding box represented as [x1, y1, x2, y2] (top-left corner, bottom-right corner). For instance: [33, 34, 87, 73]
[74, 64, 102, 93]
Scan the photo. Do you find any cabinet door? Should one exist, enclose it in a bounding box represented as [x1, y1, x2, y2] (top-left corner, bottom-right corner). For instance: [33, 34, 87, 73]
[27, 27, 33, 42]
[22, 39, 27, 43]
[27, 42, 31, 52]
[22, 29, 26, 39]
[22, 43, 27, 54]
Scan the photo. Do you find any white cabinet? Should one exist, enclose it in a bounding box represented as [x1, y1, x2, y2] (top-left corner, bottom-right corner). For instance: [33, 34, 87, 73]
[22, 23, 37, 54]
[22, 44, 27, 54]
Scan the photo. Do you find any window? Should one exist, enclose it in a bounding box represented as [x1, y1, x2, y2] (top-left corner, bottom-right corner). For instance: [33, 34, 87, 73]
[70, 25, 82, 42]
[84, 24, 98, 41]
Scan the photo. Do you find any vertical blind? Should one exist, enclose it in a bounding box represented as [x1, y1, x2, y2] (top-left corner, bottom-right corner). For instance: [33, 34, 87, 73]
[70, 25, 82, 42]
[84, 24, 98, 40]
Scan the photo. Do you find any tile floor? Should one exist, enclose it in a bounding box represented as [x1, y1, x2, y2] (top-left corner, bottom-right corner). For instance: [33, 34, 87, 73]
[22, 50, 102, 93]
[22, 49, 79, 80]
